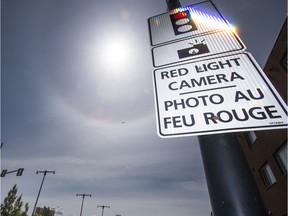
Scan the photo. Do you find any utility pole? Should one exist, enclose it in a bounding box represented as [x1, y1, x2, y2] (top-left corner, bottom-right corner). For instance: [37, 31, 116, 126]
[165, 1, 268, 216]
[32, 170, 55, 216]
[97, 205, 110, 216]
[76, 194, 91, 216]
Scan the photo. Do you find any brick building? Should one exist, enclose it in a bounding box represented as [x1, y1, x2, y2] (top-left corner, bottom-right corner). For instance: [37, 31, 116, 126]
[237, 19, 287, 216]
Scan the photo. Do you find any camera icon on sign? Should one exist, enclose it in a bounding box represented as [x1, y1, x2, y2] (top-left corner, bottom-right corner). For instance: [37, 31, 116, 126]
[177, 41, 210, 59]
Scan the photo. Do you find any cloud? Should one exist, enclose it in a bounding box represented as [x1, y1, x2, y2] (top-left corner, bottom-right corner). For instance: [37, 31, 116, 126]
[52, 206, 64, 215]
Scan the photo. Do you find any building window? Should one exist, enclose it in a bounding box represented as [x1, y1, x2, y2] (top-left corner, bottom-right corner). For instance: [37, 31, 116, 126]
[260, 163, 277, 189]
[275, 143, 287, 175]
[245, 131, 257, 147]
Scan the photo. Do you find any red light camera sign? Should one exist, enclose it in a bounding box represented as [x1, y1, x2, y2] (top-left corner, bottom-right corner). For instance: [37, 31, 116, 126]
[153, 53, 287, 137]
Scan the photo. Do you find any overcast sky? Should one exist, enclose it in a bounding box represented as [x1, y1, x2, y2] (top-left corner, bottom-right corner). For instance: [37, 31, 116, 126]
[1, 0, 287, 216]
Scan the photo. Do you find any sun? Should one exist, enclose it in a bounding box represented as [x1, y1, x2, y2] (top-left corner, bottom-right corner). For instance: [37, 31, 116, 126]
[102, 39, 130, 69]
[83, 29, 136, 76]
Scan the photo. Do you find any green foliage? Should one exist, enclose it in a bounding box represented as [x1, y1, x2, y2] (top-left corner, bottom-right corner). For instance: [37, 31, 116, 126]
[0, 184, 29, 216]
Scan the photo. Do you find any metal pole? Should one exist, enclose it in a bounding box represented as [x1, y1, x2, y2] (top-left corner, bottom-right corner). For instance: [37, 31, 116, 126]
[31, 170, 55, 216]
[166, 0, 181, 10]
[198, 133, 268, 216]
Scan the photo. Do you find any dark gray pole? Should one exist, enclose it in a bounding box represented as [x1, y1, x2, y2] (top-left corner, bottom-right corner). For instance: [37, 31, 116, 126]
[166, 0, 181, 10]
[165, 1, 268, 215]
[32, 170, 55, 216]
[77, 194, 91, 216]
[198, 133, 268, 216]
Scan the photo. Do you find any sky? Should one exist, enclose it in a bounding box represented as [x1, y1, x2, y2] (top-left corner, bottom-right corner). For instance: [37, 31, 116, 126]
[1, 0, 287, 216]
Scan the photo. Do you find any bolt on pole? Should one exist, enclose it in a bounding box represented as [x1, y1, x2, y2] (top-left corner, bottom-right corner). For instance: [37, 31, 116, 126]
[31, 170, 55, 216]
[77, 194, 92, 216]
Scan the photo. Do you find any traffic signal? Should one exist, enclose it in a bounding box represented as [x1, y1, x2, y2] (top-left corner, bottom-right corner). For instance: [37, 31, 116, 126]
[170, 10, 197, 35]
[16, 168, 24, 176]
[1, 170, 7, 177]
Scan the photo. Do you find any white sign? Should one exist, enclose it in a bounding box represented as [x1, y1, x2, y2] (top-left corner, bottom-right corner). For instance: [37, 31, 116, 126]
[153, 53, 288, 137]
[148, 1, 229, 46]
[152, 30, 245, 67]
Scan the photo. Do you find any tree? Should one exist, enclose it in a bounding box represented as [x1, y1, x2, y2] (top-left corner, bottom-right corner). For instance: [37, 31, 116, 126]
[1, 184, 29, 216]
[32, 206, 54, 216]
[42, 206, 54, 216]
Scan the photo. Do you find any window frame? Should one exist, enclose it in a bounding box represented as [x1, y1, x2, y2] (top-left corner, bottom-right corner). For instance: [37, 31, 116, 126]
[244, 131, 257, 148]
[274, 142, 287, 175]
[259, 163, 277, 189]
